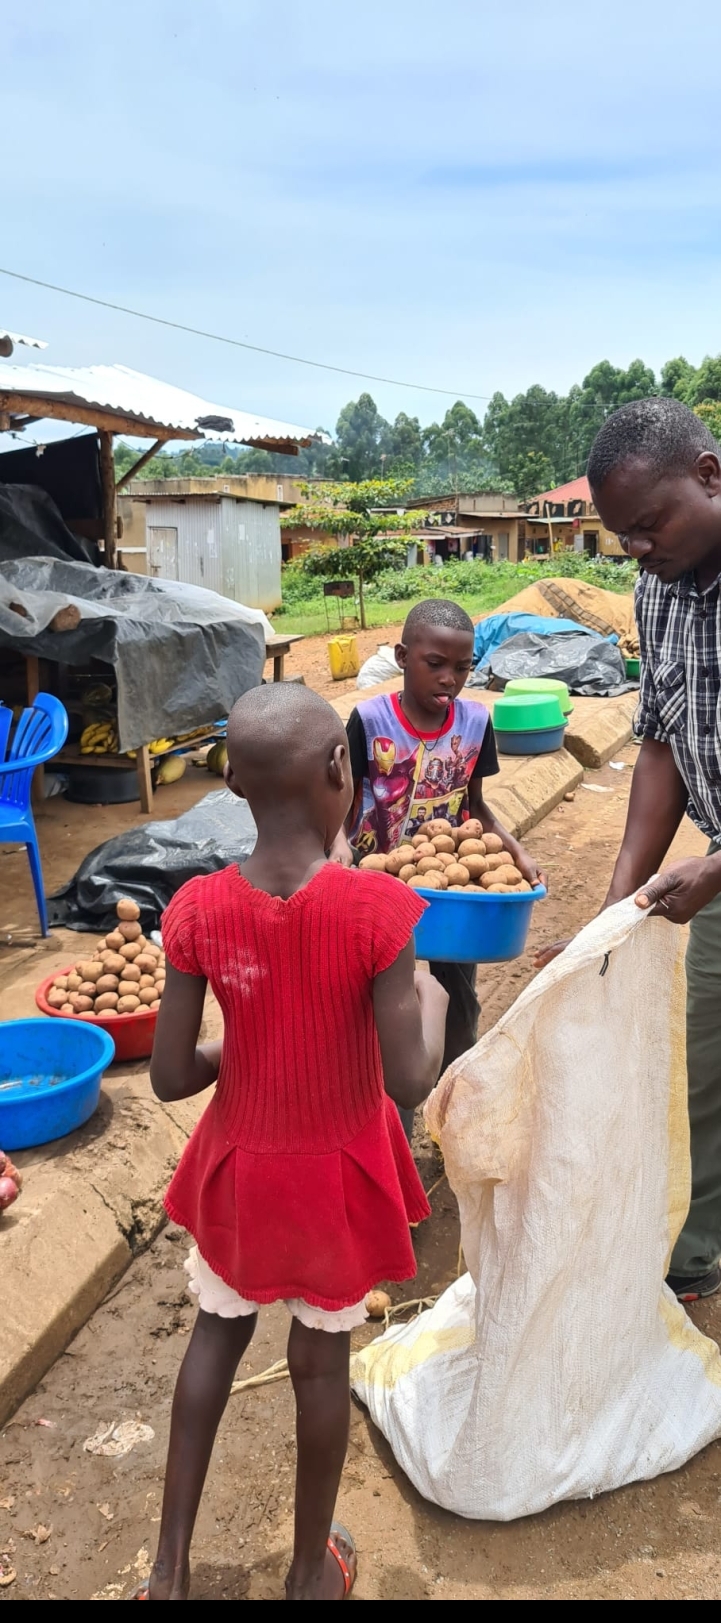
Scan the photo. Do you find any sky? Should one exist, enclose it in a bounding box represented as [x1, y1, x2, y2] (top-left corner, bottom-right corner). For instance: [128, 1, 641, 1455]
[3, 0, 721, 442]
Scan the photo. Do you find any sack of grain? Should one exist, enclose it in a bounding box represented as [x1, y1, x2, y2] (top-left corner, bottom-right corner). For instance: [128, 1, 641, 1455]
[351, 897, 721, 1519]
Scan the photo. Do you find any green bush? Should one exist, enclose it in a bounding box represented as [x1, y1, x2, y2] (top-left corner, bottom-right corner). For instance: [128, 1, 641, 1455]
[277, 552, 638, 615]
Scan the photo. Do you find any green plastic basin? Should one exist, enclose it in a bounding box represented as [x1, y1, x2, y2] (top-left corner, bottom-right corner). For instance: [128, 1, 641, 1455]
[493, 693, 566, 733]
[505, 677, 573, 716]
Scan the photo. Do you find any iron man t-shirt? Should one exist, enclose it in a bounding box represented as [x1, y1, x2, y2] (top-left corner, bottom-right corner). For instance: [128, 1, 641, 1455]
[346, 692, 498, 855]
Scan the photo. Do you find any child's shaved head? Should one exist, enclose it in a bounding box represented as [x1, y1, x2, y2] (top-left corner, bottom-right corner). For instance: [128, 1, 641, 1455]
[227, 683, 348, 799]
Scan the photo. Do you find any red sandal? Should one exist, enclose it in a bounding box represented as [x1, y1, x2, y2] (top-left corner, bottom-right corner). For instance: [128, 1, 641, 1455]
[327, 1522, 357, 1598]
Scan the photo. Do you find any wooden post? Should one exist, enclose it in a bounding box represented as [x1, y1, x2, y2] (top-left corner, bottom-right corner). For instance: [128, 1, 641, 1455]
[99, 430, 117, 569]
[273, 651, 285, 682]
[136, 745, 153, 814]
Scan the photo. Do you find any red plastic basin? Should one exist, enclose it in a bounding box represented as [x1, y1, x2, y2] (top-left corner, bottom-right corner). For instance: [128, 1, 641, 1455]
[35, 967, 158, 1063]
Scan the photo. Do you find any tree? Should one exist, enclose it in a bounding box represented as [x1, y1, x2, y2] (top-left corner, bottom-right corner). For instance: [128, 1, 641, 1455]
[688, 356, 721, 406]
[660, 356, 697, 402]
[507, 450, 556, 501]
[281, 478, 426, 628]
[695, 401, 721, 440]
[331, 393, 391, 480]
[387, 411, 423, 475]
[423, 400, 488, 487]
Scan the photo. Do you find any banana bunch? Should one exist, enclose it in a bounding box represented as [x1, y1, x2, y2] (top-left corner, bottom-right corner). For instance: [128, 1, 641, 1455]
[174, 726, 212, 744]
[125, 737, 176, 761]
[80, 721, 118, 755]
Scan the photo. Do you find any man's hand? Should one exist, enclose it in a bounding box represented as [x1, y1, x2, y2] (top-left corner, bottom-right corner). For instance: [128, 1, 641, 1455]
[328, 830, 354, 867]
[635, 855, 721, 924]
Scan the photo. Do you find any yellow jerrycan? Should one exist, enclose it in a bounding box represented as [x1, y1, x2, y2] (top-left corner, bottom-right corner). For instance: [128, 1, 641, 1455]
[327, 635, 360, 681]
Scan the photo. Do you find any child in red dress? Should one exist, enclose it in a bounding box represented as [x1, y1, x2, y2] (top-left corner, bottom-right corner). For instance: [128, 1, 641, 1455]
[139, 683, 448, 1602]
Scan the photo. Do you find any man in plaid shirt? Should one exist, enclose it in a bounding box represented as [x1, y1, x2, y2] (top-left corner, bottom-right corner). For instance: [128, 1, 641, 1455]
[538, 396, 721, 1303]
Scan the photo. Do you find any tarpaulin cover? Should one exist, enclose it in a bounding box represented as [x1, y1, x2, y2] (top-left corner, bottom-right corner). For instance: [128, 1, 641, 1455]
[0, 558, 271, 751]
[0, 482, 94, 564]
[0, 434, 102, 525]
[48, 788, 257, 933]
[486, 630, 636, 697]
[472, 612, 600, 672]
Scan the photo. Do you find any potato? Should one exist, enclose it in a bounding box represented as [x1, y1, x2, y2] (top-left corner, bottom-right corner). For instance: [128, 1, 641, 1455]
[518, 880, 533, 893]
[359, 854, 387, 872]
[134, 953, 158, 975]
[47, 988, 67, 1009]
[444, 863, 470, 886]
[117, 994, 141, 1013]
[398, 864, 417, 883]
[116, 897, 141, 922]
[154, 978, 166, 994]
[457, 838, 486, 858]
[487, 882, 514, 893]
[118, 920, 142, 942]
[137, 973, 155, 989]
[76, 959, 103, 982]
[425, 818, 453, 837]
[482, 870, 518, 889]
[365, 1289, 392, 1319]
[416, 856, 443, 875]
[70, 993, 94, 1013]
[491, 865, 522, 887]
[120, 962, 142, 982]
[78, 981, 98, 998]
[119, 940, 143, 962]
[459, 853, 487, 879]
[53, 975, 69, 991]
[483, 833, 504, 854]
[102, 951, 126, 976]
[66, 972, 83, 992]
[95, 991, 119, 1011]
[413, 842, 437, 861]
[138, 986, 157, 1005]
[137, 936, 148, 950]
[411, 833, 431, 848]
[385, 846, 416, 876]
[457, 819, 484, 843]
[149, 998, 161, 1011]
[431, 835, 456, 855]
[96, 974, 119, 994]
[447, 884, 468, 891]
[434, 851, 456, 869]
[96, 938, 107, 951]
[106, 929, 125, 951]
[61, 1002, 75, 1014]
[407, 873, 434, 890]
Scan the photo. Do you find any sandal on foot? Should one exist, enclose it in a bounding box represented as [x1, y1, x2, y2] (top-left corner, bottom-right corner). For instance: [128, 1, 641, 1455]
[327, 1522, 357, 1599]
[130, 1584, 149, 1599]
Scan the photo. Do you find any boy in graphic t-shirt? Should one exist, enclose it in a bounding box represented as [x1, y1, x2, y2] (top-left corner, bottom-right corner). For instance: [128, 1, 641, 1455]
[331, 598, 545, 1136]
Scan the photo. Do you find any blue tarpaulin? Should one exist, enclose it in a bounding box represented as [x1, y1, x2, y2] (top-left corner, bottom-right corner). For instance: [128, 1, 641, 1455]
[472, 612, 608, 670]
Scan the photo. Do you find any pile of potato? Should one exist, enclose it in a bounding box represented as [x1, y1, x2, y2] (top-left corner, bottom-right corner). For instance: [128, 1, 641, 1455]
[358, 818, 536, 893]
[45, 898, 165, 1019]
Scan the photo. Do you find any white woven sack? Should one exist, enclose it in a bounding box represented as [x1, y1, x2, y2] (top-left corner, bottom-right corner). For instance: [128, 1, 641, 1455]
[351, 896, 721, 1520]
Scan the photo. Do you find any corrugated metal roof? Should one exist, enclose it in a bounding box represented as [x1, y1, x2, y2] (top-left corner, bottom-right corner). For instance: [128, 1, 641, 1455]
[0, 361, 329, 450]
[0, 331, 48, 350]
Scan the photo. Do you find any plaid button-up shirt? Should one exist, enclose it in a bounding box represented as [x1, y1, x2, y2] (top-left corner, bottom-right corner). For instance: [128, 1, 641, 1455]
[635, 568, 721, 840]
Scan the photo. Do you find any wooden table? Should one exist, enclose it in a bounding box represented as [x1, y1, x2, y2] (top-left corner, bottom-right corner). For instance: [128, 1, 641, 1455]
[264, 633, 303, 682]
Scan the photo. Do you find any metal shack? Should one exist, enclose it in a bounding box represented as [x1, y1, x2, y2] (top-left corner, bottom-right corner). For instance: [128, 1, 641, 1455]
[122, 474, 302, 613]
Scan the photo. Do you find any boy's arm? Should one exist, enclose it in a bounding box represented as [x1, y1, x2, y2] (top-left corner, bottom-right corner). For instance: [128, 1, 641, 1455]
[150, 963, 222, 1102]
[468, 777, 547, 888]
[329, 707, 365, 865]
[372, 941, 449, 1109]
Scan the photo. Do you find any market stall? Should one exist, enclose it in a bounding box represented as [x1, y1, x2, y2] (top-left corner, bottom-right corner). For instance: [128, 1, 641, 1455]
[0, 360, 324, 806]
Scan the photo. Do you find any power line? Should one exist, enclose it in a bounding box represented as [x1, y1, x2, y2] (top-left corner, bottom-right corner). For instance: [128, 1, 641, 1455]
[0, 266, 491, 403]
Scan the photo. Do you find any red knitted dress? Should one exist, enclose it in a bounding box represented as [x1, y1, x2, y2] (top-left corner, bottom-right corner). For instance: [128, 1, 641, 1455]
[161, 863, 431, 1311]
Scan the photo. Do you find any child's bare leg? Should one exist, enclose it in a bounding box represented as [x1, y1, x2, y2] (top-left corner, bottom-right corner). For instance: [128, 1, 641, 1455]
[285, 1320, 353, 1601]
[147, 1308, 257, 1600]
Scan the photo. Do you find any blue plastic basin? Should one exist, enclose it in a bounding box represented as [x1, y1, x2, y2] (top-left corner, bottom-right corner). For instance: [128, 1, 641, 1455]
[413, 885, 547, 964]
[0, 1019, 115, 1150]
[495, 724, 566, 756]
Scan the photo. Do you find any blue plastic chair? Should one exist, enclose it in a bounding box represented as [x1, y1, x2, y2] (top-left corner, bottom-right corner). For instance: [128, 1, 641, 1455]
[0, 694, 69, 936]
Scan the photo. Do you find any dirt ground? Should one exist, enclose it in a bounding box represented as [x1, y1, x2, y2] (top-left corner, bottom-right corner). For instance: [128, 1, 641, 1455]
[4, 741, 721, 1602]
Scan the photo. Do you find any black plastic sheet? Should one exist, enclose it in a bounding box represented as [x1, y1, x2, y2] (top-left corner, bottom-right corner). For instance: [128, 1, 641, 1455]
[480, 630, 638, 698]
[0, 557, 268, 750]
[48, 788, 257, 933]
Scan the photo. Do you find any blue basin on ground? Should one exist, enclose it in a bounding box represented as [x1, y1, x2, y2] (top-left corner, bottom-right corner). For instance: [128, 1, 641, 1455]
[0, 1018, 115, 1150]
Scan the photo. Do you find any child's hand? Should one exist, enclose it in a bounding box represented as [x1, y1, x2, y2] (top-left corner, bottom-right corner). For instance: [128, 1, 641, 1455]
[328, 831, 355, 867]
[507, 839, 547, 890]
[414, 968, 449, 1017]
